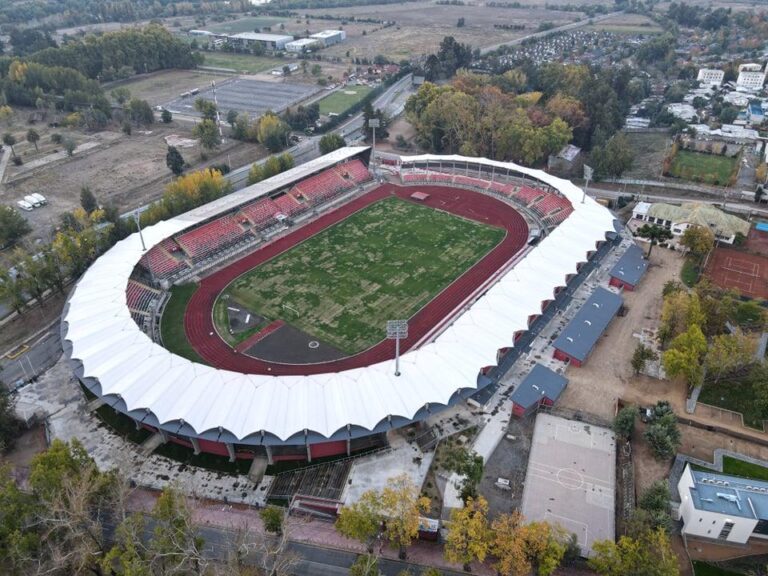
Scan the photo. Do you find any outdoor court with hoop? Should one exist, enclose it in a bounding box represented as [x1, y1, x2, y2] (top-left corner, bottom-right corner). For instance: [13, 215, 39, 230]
[704, 246, 768, 300]
[520, 413, 616, 557]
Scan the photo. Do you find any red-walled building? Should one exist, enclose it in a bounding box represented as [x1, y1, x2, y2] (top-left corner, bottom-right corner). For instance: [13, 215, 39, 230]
[511, 364, 569, 417]
[608, 244, 648, 291]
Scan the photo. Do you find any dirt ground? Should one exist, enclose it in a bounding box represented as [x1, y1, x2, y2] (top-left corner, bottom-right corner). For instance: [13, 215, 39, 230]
[302, 1, 586, 60]
[2, 119, 263, 243]
[105, 69, 231, 106]
[377, 117, 418, 154]
[622, 132, 672, 180]
[558, 246, 684, 421]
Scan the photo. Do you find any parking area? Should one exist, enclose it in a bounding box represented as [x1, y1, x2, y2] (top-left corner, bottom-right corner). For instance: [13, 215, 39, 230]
[163, 77, 319, 118]
[520, 413, 616, 557]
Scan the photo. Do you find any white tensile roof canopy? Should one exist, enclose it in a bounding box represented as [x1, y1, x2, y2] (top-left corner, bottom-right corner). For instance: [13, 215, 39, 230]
[63, 152, 617, 443]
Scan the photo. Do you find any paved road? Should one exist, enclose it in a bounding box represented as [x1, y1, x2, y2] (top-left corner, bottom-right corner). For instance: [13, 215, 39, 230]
[1, 324, 61, 389]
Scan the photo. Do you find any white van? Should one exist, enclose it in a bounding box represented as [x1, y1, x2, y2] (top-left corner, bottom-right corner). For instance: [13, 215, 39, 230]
[30, 193, 46, 205]
[16, 199, 33, 211]
[24, 194, 42, 207]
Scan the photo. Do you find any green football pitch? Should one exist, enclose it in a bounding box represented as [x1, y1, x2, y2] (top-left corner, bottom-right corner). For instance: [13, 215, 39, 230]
[217, 196, 505, 354]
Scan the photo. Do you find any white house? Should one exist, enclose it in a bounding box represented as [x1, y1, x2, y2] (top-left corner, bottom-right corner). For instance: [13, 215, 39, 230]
[310, 30, 346, 47]
[631, 202, 750, 244]
[677, 464, 768, 544]
[737, 63, 766, 91]
[697, 68, 724, 87]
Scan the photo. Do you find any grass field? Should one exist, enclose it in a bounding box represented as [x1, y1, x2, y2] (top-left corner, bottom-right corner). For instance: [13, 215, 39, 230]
[219, 197, 504, 354]
[693, 561, 743, 576]
[161, 283, 205, 364]
[199, 52, 285, 74]
[722, 456, 768, 481]
[668, 150, 738, 186]
[318, 86, 373, 116]
[698, 379, 765, 430]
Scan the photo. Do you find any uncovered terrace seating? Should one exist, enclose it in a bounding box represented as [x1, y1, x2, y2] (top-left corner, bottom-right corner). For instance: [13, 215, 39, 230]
[139, 242, 189, 279]
[334, 159, 371, 184]
[176, 214, 249, 260]
[126, 280, 159, 313]
[531, 192, 572, 218]
[240, 198, 280, 227]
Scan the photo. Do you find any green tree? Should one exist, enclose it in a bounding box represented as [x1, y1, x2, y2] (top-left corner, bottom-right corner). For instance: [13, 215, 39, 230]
[319, 133, 347, 155]
[705, 331, 756, 383]
[193, 119, 221, 152]
[260, 506, 284, 534]
[613, 405, 636, 439]
[3, 132, 17, 157]
[257, 112, 291, 152]
[111, 87, 131, 105]
[589, 528, 679, 576]
[166, 145, 185, 176]
[311, 64, 322, 76]
[593, 133, 634, 178]
[128, 98, 154, 126]
[247, 163, 264, 185]
[636, 224, 673, 258]
[226, 109, 238, 127]
[63, 137, 77, 156]
[160, 108, 172, 124]
[26, 128, 40, 151]
[0, 266, 26, 315]
[194, 98, 218, 122]
[0, 205, 31, 248]
[147, 486, 206, 573]
[349, 554, 379, 576]
[80, 185, 98, 213]
[444, 496, 491, 571]
[0, 384, 23, 452]
[336, 490, 383, 551]
[662, 324, 707, 388]
[680, 224, 714, 258]
[644, 411, 681, 460]
[631, 343, 658, 375]
[263, 155, 282, 179]
[380, 474, 430, 559]
[278, 152, 294, 172]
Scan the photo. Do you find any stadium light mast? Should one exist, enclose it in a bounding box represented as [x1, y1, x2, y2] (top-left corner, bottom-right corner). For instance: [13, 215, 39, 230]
[211, 80, 224, 143]
[386, 319, 408, 377]
[135, 208, 146, 252]
[369, 118, 380, 172]
[582, 164, 593, 204]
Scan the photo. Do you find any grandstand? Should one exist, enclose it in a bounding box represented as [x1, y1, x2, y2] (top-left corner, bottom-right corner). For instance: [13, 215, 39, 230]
[63, 149, 617, 464]
[126, 280, 160, 313]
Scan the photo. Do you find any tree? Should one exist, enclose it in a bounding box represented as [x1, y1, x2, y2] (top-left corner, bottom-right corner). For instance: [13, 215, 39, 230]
[226, 109, 238, 127]
[194, 98, 218, 122]
[128, 98, 154, 126]
[278, 152, 294, 172]
[311, 64, 322, 76]
[644, 411, 681, 460]
[613, 405, 636, 439]
[379, 474, 430, 559]
[26, 128, 40, 151]
[631, 344, 658, 375]
[680, 225, 714, 258]
[589, 528, 679, 576]
[0, 205, 31, 248]
[160, 108, 172, 124]
[636, 224, 673, 258]
[0, 266, 26, 315]
[3, 133, 17, 157]
[444, 496, 491, 571]
[111, 87, 131, 105]
[319, 133, 347, 155]
[0, 384, 23, 452]
[80, 186, 98, 213]
[193, 119, 221, 152]
[248, 163, 264, 185]
[336, 490, 383, 552]
[63, 137, 77, 156]
[350, 554, 379, 576]
[593, 133, 634, 178]
[166, 145, 185, 176]
[705, 331, 756, 383]
[122, 121, 132, 136]
[257, 113, 291, 152]
[260, 506, 284, 534]
[662, 324, 707, 388]
[491, 512, 567, 576]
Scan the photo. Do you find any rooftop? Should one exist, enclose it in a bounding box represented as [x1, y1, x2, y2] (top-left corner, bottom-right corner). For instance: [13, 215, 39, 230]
[510, 364, 568, 410]
[647, 203, 750, 237]
[609, 244, 648, 287]
[229, 32, 294, 42]
[552, 287, 623, 362]
[689, 466, 768, 520]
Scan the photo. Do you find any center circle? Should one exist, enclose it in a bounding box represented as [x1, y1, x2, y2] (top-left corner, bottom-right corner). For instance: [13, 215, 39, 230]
[556, 468, 584, 490]
[308, 341, 320, 349]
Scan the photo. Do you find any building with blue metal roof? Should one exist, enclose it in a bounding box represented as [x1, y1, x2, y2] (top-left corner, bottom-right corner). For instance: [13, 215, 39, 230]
[678, 463, 768, 543]
[609, 244, 648, 291]
[552, 287, 623, 367]
[510, 364, 568, 417]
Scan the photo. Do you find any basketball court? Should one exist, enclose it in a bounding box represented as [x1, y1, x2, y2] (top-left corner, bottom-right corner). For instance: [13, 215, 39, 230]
[704, 246, 768, 300]
[520, 413, 616, 556]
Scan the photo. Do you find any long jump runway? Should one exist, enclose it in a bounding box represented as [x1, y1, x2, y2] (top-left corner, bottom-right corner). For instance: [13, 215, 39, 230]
[183, 183, 530, 376]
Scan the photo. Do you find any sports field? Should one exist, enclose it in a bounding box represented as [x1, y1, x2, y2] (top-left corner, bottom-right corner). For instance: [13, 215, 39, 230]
[668, 150, 738, 186]
[217, 196, 504, 354]
[318, 86, 373, 116]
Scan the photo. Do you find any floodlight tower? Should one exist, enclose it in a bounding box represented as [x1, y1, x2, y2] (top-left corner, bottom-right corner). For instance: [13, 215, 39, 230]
[369, 118, 380, 173]
[386, 319, 408, 377]
[211, 80, 224, 143]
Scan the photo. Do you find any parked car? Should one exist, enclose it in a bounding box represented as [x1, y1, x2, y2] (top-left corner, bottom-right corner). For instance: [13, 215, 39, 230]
[16, 199, 33, 211]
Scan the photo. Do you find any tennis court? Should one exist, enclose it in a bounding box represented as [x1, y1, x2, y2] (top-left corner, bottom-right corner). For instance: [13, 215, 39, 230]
[704, 246, 768, 299]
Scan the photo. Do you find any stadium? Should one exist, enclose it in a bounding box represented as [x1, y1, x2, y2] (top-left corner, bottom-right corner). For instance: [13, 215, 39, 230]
[62, 147, 617, 465]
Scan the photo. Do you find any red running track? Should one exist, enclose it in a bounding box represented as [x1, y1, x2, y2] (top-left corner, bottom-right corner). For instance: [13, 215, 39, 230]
[184, 183, 529, 375]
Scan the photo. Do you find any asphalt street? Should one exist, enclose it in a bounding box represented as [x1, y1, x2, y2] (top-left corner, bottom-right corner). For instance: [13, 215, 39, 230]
[1, 323, 61, 390]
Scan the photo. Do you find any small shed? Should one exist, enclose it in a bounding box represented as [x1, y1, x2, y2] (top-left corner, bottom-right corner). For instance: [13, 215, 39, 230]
[609, 244, 649, 291]
[547, 144, 583, 177]
[511, 364, 569, 418]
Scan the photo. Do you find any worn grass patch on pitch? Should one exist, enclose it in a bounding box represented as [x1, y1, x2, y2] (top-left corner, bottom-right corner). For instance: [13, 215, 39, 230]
[219, 196, 504, 354]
